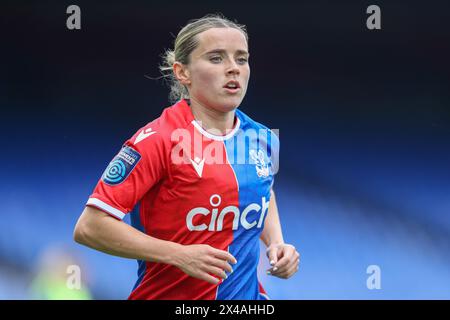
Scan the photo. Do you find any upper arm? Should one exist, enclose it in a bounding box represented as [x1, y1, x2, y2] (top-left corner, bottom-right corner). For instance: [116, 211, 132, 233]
[79, 205, 112, 222]
[74, 206, 117, 242]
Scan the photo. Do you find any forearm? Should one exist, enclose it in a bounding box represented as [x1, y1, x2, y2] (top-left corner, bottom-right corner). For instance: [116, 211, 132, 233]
[74, 206, 182, 265]
[260, 189, 285, 247]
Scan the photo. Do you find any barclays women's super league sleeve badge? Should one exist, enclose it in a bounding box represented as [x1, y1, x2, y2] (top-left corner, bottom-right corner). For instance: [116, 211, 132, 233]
[102, 145, 142, 186]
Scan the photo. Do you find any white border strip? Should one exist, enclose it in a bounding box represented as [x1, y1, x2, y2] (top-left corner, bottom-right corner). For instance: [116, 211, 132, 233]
[86, 198, 126, 220]
[191, 118, 241, 141]
[259, 292, 271, 300]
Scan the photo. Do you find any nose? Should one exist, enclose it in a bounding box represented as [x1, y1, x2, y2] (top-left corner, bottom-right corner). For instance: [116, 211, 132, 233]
[226, 60, 240, 76]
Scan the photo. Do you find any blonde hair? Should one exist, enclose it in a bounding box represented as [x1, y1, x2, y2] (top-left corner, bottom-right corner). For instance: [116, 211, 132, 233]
[159, 13, 248, 103]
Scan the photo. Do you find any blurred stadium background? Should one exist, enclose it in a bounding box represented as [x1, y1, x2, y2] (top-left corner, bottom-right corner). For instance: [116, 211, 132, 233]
[1, 1, 449, 299]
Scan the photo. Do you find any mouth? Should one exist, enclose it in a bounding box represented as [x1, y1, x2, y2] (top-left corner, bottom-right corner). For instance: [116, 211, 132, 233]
[223, 80, 241, 94]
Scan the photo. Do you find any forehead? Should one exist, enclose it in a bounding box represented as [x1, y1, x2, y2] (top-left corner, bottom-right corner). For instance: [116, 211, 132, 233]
[194, 27, 248, 54]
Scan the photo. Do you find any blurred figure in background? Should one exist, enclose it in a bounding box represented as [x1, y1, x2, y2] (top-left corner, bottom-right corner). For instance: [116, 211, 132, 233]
[28, 244, 92, 300]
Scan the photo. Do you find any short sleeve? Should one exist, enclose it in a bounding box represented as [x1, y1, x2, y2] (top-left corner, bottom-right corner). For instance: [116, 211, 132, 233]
[86, 128, 167, 220]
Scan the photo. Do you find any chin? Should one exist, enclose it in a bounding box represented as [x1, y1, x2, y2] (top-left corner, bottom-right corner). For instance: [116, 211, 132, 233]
[215, 96, 243, 112]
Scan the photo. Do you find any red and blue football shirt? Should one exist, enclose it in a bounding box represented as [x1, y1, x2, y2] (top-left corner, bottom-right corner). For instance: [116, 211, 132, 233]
[86, 99, 279, 300]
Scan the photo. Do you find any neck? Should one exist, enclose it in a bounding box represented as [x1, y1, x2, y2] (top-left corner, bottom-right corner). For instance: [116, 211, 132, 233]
[188, 98, 236, 135]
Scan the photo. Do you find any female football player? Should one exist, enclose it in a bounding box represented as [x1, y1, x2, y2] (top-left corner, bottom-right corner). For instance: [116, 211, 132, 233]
[74, 13, 299, 299]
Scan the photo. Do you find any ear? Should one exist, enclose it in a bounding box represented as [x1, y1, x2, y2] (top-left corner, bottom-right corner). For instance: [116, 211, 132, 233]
[173, 62, 191, 86]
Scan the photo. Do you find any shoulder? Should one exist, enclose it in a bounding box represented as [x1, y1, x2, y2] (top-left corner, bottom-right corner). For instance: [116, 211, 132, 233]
[236, 108, 279, 145]
[126, 100, 193, 153]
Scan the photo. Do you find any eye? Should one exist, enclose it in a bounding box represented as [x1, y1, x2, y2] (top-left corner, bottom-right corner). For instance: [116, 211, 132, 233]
[210, 56, 222, 63]
[237, 57, 248, 64]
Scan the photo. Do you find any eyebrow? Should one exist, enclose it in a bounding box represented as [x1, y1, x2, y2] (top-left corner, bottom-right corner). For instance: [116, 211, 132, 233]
[204, 49, 249, 56]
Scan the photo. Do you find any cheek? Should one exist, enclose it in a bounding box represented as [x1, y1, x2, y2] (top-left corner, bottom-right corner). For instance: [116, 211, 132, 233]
[192, 65, 219, 88]
[244, 67, 250, 82]
[242, 67, 250, 89]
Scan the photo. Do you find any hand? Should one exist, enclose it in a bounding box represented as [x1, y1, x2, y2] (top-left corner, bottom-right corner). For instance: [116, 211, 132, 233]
[172, 244, 237, 285]
[266, 243, 300, 279]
